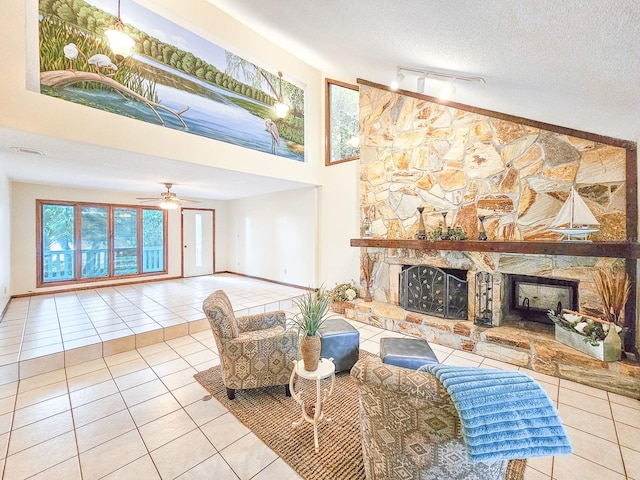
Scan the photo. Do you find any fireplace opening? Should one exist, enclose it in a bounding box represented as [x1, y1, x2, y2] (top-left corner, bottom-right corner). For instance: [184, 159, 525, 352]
[507, 274, 579, 324]
[399, 265, 468, 319]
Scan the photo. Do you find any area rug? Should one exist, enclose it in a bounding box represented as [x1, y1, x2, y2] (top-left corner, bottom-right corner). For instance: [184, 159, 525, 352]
[194, 354, 370, 480]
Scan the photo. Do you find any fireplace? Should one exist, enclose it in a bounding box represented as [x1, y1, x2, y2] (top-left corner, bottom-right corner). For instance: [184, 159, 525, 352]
[505, 274, 579, 324]
[399, 265, 468, 320]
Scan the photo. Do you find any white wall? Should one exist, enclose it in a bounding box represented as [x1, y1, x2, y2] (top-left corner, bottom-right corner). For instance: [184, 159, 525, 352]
[10, 182, 228, 295]
[227, 188, 317, 287]
[318, 160, 361, 288]
[0, 168, 10, 311]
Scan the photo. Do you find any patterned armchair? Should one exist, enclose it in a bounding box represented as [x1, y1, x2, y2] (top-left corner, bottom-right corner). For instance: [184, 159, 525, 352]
[202, 290, 299, 400]
[351, 356, 526, 480]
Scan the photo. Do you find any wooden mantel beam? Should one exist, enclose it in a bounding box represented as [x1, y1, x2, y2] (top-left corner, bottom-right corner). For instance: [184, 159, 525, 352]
[351, 238, 640, 259]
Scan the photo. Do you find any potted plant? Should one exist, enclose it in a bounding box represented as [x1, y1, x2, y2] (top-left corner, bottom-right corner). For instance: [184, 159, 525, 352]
[292, 288, 333, 371]
[547, 309, 622, 361]
[329, 282, 358, 314]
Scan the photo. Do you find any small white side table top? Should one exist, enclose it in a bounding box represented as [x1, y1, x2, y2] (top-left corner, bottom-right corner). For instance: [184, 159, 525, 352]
[289, 358, 336, 453]
[293, 357, 335, 380]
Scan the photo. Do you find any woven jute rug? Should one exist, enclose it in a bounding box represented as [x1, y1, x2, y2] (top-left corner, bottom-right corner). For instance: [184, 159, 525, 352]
[194, 352, 526, 480]
[194, 353, 371, 480]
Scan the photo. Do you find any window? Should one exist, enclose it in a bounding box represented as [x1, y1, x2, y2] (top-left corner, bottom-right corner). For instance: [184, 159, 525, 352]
[38, 201, 167, 285]
[325, 79, 360, 165]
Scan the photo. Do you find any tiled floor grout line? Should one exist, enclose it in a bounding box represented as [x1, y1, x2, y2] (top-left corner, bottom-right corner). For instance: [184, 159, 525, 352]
[63, 354, 84, 480]
[609, 391, 629, 480]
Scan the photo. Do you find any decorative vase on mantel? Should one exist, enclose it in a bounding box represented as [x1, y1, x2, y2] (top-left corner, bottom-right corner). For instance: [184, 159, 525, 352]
[300, 334, 321, 371]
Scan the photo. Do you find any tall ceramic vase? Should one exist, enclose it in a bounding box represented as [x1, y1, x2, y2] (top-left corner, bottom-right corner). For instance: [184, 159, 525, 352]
[300, 334, 321, 371]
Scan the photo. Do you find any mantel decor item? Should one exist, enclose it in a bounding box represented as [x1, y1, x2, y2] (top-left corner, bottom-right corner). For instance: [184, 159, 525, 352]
[416, 207, 426, 240]
[362, 214, 372, 237]
[292, 288, 333, 371]
[478, 215, 488, 241]
[547, 309, 621, 361]
[439, 212, 451, 240]
[426, 212, 468, 241]
[549, 187, 600, 241]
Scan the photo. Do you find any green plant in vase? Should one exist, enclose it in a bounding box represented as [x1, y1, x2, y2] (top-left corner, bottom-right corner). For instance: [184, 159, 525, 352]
[292, 288, 333, 371]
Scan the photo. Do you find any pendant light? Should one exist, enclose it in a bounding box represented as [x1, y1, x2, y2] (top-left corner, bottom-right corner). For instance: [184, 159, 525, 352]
[274, 71, 290, 118]
[105, 0, 135, 60]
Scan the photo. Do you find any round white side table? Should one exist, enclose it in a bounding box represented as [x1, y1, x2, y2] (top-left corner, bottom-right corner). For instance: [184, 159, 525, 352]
[289, 357, 336, 453]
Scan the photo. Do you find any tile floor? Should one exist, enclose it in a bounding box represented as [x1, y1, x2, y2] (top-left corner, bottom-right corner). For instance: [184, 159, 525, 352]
[0, 275, 638, 479]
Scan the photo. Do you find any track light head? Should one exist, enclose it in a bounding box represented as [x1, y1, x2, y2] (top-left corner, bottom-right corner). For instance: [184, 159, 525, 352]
[390, 71, 405, 91]
[439, 81, 456, 100]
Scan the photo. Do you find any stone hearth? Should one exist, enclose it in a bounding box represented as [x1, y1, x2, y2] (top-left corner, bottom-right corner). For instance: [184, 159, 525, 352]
[339, 299, 640, 399]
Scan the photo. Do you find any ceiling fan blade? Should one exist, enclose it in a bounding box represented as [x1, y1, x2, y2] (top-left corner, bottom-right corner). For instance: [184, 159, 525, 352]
[137, 198, 160, 203]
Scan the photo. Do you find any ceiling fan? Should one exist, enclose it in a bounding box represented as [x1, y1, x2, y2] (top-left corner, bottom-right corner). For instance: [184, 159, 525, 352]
[136, 183, 201, 210]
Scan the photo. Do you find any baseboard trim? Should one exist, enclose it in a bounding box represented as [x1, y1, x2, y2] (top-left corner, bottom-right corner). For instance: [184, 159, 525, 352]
[220, 271, 313, 292]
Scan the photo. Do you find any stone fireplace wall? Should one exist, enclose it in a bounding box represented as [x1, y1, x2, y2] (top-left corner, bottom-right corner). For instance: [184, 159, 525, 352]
[358, 85, 627, 242]
[357, 83, 629, 326]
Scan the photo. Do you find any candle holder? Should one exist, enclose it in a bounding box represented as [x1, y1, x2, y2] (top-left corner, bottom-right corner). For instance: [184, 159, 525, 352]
[478, 215, 487, 241]
[416, 207, 426, 240]
[362, 214, 372, 237]
[439, 212, 451, 240]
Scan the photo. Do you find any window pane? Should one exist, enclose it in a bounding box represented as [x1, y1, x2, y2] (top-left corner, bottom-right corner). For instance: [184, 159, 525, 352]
[328, 81, 360, 163]
[195, 213, 203, 267]
[81, 206, 108, 278]
[142, 209, 164, 273]
[42, 204, 75, 282]
[114, 208, 138, 275]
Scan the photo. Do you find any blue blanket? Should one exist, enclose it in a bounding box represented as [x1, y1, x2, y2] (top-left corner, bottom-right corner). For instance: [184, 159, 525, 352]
[420, 364, 573, 463]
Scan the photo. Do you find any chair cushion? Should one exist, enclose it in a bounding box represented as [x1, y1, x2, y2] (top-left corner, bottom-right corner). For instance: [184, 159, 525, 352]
[379, 337, 439, 370]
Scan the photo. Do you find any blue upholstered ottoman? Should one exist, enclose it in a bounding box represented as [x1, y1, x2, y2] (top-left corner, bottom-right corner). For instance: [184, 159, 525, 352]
[318, 318, 360, 373]
[379, 337, 439, 370]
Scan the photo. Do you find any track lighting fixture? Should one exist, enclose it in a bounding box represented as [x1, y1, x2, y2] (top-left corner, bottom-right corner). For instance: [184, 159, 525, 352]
[390, 66, 485, 98]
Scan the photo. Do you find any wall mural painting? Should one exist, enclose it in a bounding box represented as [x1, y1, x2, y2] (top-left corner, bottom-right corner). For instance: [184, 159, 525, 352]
[38, 0, 305, 161]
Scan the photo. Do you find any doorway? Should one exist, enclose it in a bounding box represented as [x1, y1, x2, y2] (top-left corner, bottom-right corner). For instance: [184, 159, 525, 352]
[182, 208, 215, 277]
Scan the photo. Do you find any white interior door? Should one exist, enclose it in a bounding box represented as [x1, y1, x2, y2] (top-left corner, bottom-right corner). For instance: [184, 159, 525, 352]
[182, 209, 214, 277]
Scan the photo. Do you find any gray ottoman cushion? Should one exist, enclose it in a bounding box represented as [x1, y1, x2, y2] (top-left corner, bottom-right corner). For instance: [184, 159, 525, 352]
[379, 337, 439, 370]
[318, 318, 360, 373]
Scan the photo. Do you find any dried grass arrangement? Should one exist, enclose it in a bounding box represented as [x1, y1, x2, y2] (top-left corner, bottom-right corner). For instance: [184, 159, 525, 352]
[593, 265, 630, 326]
[361, 253, 376, 302]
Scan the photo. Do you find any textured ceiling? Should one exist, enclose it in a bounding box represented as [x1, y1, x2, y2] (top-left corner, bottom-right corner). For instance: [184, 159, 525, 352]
[207, 0, 640, 142]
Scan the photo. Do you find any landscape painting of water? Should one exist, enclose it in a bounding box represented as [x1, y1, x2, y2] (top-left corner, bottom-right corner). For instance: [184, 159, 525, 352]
[38, 0, 305, 161]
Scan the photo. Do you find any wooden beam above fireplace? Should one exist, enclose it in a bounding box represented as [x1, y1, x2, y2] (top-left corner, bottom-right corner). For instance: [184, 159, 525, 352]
[350, 238, 640, 259]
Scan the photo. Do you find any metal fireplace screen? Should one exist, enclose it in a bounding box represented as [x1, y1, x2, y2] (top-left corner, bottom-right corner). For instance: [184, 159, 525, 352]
[399, 265, 468, 319]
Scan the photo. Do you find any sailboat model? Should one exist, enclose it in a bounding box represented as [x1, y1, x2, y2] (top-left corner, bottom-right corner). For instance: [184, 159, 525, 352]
[549, 187, 600, 241]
